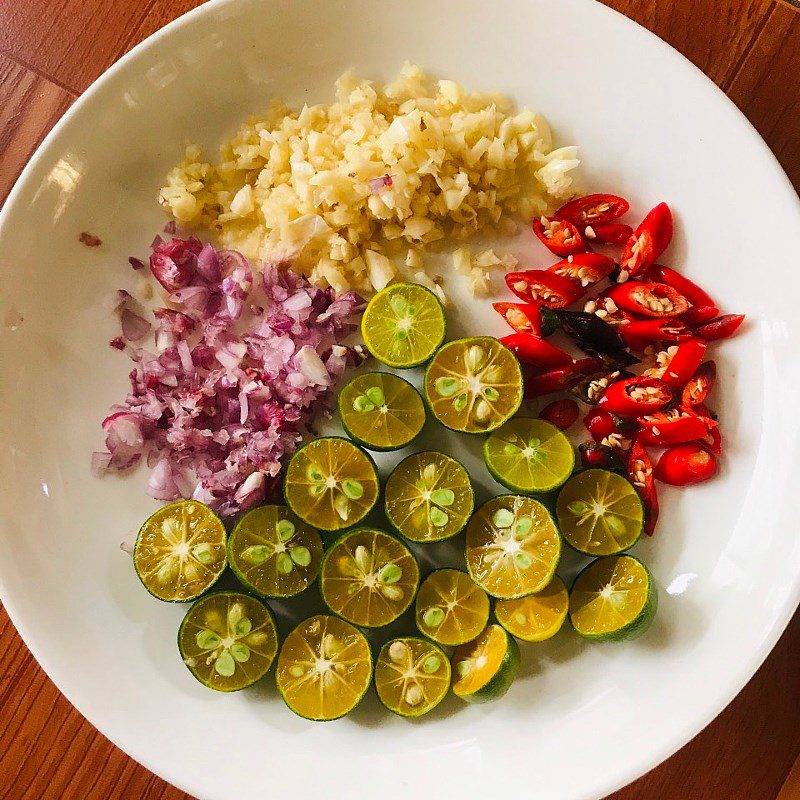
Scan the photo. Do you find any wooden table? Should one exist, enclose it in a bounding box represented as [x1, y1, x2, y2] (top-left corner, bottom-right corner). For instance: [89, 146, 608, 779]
[1, 1, 799, 797]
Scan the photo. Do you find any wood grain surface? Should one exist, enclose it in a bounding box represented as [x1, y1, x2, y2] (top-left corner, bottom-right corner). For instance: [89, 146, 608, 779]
[1, 1, 799, 798]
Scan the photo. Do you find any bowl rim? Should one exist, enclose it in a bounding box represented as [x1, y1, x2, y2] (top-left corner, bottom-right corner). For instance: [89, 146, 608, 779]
[1, 1, 798, 798]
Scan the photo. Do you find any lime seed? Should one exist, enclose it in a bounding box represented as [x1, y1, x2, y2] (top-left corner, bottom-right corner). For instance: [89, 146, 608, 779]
[423, 607, 445, 627]
[492, 508, 514, 528]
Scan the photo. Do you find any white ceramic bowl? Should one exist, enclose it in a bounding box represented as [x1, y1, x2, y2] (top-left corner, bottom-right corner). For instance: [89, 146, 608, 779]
[1, 1, 799, 798]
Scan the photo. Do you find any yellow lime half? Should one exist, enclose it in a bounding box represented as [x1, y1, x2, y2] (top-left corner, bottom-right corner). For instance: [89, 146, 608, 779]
[415, 568, 490, 646]
[361, 283, 446, 368]
[424, 337, 523, 433]
[134, 500, 227, 602]
[276, 615, 373, 720]
[466, 495, 561, 599]
[495, 575, 569, 642]
[320, 528, 420, 627]
[284, 437, 379, 532]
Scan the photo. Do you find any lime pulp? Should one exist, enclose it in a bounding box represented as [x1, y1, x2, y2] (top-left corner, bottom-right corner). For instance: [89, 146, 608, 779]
[227, 505, 323, 598]
[284, 437, 379, 532]
[361, 282, 446, 368]
[338, 372, 426, 451]
[465, 495, 561, 599]
[569, 555, 657, 641]
[484, 417, 575, 493]
[556, 469, 644, 556]
[384, 451, 474, 542]
[134, 500, 227, 602]
[178, 592, 278, 691]
[375, 637, 451, 717]
[424, 337, 523, 434]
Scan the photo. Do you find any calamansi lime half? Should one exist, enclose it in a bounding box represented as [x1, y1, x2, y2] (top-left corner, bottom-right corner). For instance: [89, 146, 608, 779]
[320, 529, 420, 627]
[276, 615, 373, 721]
[484, 417, 575, 493]
[415, 569, 490, 646]
[495, 576, 569, 642]
[178, 592, 278, 691]
[284, 437, 379, 532]
[361, 283, 446, 368]
[227, 505, 323, 598]
[134, 500, 227, 602]
[466, 495, 561, 599]
[569, 555, 658, 642]
[556, 469, 644, 556]
[384, 451, 474, 542]
[338, 372, 426, 451]
[451, 624, 520, 704]
[424, 337, 523, 434]
[375, 637, 451, 718]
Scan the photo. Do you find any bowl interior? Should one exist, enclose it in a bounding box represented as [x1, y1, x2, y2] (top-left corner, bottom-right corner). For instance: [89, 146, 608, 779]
[1, 1, 799, 798]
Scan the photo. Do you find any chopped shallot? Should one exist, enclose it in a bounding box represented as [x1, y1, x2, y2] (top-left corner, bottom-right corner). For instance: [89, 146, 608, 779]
[95, 237, 364, 516]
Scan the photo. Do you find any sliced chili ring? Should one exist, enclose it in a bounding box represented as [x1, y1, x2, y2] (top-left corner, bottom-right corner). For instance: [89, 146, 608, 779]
[539, 398, 580, 431]
[655, 265, 715, 308]
[585, 223, 633, 245]
[499, 334, 573, 369]
[579, 441, 625, 472]
[505, 270, 585, 309]
[627, 438, 658, 536]
[584, 295, 635, 329]
[619, 202, 673, 277]
[524, 358, 604, 398]
[548, 253, 615, 288]
[695, 314, 746, 341]
[622, 319, 693, 350]
[698, 424, 722, 456]
[608, 282, 690, 318]
[532, 216, 587, 257]
[682, 304, 720, 327]
[643, 339, 707, 389]
[571, 369, 632, 405]
[597, 376, 672, 417]
[654, 443, 717, 486]
[493, 302, 544, 335]
[682, 361, 716, 407]
[584, 408, 638, 449]
[555, 193, 630, 226]
[636, 408, 714, 446]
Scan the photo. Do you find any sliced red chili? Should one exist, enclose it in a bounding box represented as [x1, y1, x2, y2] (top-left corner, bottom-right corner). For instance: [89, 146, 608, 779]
[619, 202, 673, 277]
[539, 398, 580, 430]
[655, 443, 717, 486]
[548, 253, 615, 288]
[682, 361, 716, 407]
[608, 282, 690, 318]
[584, 408, 638, 446]
[655, 265, 715, 308]
[682, 304, 720, 327]
[524, 358, 604, 398]
[556, 193, 630, 226]
[698, 424, 722, 456]
[636, 409, 713, 446]
[499, 334, 573, 369]
[493, 302, 544, 335]
[695, 314, 746, 341]
[644, 339, 707, 388]
[584, 295, 635, 328]
[597, 376, 673, 417]
[506, 270, 585, 308]
[532, 216, 587, 257]
[579, 441, 626, 472]
[628, 438, 659, 536]
[586, 223, 633, 245]
[572, 369, 629, 405]
[622, 319, 693, 350]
